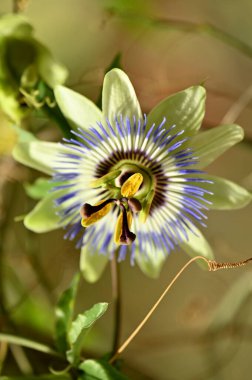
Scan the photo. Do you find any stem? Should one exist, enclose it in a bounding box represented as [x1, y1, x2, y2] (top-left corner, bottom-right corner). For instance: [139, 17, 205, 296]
[0, 334, 62, 358]
[109, 255, 209, 364]
[110, 253, 122, 355]
[10, 345, 33, 375]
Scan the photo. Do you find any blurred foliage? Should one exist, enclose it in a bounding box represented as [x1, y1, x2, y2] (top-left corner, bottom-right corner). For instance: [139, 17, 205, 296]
[0, 111, 17, 154]
[0, 13, 67, 123]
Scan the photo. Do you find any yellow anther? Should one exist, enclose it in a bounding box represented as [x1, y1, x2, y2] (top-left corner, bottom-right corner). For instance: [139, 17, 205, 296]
[81, 201, 112, 227]
[121, 173, 143, 197]
[114, 211, 133, 245]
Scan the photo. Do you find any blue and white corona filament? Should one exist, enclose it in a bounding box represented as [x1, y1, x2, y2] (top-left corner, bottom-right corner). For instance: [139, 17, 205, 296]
[53, 114, 213, 263]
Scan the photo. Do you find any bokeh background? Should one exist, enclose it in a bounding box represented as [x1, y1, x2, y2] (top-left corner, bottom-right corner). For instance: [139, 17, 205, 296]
[1, 1, 252, 379]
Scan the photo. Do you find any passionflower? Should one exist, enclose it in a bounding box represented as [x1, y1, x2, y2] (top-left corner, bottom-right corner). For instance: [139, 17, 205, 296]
[13, 69, 252, 281]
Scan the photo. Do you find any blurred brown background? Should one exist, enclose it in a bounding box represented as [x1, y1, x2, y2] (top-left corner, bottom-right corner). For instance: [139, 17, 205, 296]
[1, 1, 252, 379]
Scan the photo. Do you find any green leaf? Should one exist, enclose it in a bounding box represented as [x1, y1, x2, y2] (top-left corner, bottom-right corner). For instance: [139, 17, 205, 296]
[55, 274, 80, 354]
[102, 68, 142, 122]
[0, 333, 58, 358]
[68, 303, 108, 344]
[24, 190, 65, 233]
[180, 226, 214, 269]
[24, 177, 54, 200]
[79, 359, 128, 380]
[55, 85, 103, 130]
[67, 303, 108, 365]
[189, 124, 244, 168]
[80, 247, 109, 283]
[135, 247, 166, 279]
[203, 175, 252, 210]
[147, 86, 206, 136]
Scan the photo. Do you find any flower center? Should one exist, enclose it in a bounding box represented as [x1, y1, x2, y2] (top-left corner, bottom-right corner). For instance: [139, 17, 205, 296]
[80, 164, 154, 246]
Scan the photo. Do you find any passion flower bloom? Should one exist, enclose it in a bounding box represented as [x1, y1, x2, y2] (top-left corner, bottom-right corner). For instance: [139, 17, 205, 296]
[13, 69, 252, 281]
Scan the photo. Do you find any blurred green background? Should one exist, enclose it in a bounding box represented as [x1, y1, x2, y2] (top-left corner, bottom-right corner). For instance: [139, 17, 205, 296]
[0, 0, 252, 379]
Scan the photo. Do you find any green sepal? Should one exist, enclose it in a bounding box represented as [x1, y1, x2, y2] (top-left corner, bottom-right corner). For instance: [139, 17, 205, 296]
[180, 226, 214, 270]
[23, 190, 65, 233]
[135, 248, 166, 279]
[80, 247, 109, 283]
[24, 177, 57, 200]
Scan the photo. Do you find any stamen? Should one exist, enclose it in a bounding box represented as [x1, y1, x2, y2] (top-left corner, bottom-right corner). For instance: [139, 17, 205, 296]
[121, 173, 143, 197]
[80, 199, 114, 227]
[128, 198, 142, 213]
[114, 204, 136, 245]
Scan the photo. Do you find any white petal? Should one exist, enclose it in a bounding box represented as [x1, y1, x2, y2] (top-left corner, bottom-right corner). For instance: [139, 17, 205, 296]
[55, 85, 103, 130]
[189, 124, 244, 168]
[202, 175, 252, 210]
[13, 140, 68, 175]
[102, 68, 142, 122]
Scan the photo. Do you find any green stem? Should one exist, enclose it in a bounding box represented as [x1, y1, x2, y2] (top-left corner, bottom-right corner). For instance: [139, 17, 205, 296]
[0, 333, 62, 358]
[110, 253, 122, 356]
